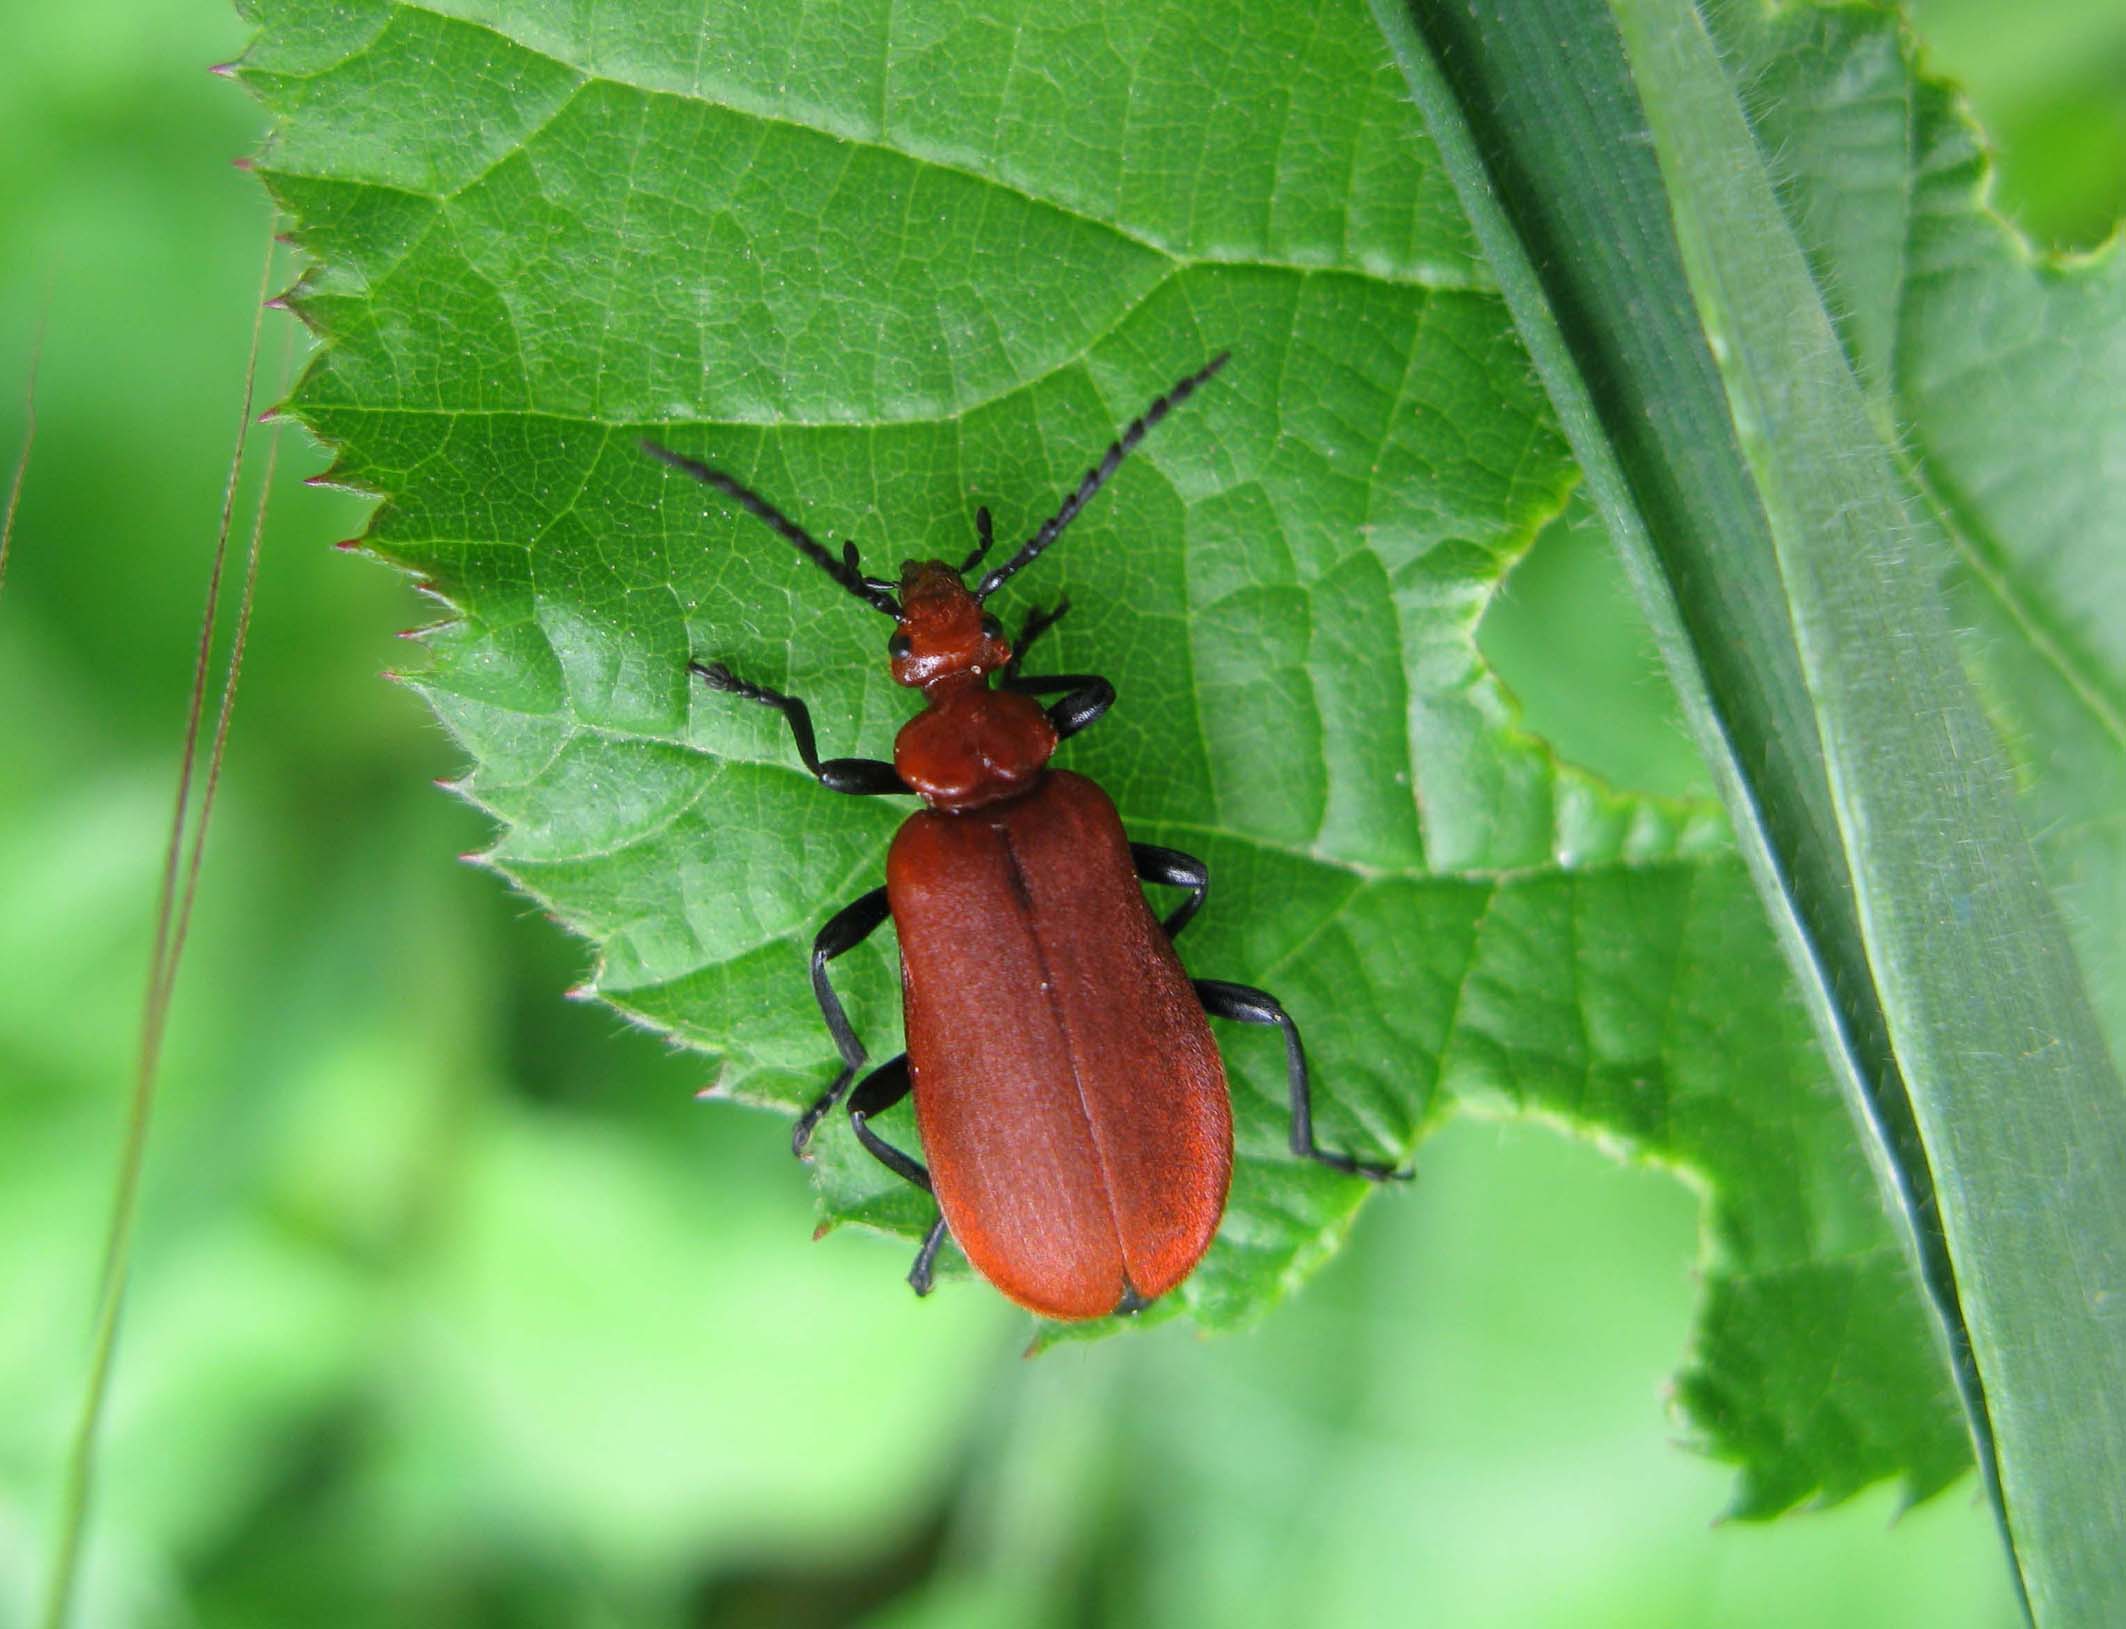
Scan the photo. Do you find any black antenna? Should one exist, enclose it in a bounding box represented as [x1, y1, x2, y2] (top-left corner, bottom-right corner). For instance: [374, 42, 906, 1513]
[974, 352, 1229, 601]
[642, 440, 900, 617]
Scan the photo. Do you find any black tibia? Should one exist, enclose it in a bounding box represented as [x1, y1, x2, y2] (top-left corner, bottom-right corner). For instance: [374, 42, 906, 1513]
[848, 1056, 930, 1192]
[1132, 843, 1208, 941]
[845, 1056, 953, 1296]
[691, 660, 908, 795]
[1192, 979, 1412, 1182]
[792, 888, 892, 1158]
[996, 599, 1113, 739]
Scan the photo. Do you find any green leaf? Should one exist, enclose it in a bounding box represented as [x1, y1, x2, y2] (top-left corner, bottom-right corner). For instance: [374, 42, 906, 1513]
[1370, 0, 2126, 1614]
[239, 0, 2053, 1523]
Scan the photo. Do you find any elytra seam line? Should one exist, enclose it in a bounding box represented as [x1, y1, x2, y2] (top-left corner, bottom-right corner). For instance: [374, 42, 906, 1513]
[996, 822, 1132, 1287]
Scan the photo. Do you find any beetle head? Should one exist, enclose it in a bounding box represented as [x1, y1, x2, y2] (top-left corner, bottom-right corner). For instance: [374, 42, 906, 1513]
[889, 561, 1010, 688]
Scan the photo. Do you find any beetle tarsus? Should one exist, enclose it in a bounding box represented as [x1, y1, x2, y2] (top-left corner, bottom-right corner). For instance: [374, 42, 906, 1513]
[1193, 977, 1412, 1184]
[689, 658, 741, 693]
[957, 505, 997, 578]
[1006, 599, 1072, 677]
[908, 1214, 948, 1296]
[1300, 1144, 1415, 1184]
[692, 660, 909, 797]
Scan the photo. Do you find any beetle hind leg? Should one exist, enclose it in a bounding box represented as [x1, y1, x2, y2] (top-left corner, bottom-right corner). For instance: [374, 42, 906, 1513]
[1194, 978, 1413, 1182]
[907, 1216, 949, 1297]
[846, 1056, 954, 1296]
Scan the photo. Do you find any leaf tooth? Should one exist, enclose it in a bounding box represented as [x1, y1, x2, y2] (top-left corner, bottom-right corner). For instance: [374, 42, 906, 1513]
[302, 468, 381, 498]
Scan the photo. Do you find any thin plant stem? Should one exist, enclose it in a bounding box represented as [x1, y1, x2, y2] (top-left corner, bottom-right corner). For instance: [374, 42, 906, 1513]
[0, 308, 44, 601]
[41, 219, 283, 1629]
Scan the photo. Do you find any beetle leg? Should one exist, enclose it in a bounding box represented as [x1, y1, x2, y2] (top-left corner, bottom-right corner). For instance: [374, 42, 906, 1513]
[846, 1058, 953, 1294]
[955, 505, 998, 578]
[1193, 979, 1413, 1182]
[998, 670, 1115, 741]
[848, 1057, 933, 1193]
[1003, 598, 1071, 679]
[791, 888, 894, 1158]
[1132, 842, 1208, 941]
[690, 660, 908, 796]
[907, 1215, 950, 1298]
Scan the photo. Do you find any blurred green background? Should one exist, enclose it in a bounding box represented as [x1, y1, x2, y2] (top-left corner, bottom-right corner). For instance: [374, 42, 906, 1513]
[1, 0, 2116, 1624]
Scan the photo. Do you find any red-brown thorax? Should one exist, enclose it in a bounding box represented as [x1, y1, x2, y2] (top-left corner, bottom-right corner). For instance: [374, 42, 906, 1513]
[889, 561, 1058, 813]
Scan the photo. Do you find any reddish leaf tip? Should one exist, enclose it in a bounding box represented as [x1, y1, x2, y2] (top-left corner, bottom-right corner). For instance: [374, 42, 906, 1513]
[332, 537, 362, 552]
[230, 154, 255, 171]
[208, 60, 238, 77]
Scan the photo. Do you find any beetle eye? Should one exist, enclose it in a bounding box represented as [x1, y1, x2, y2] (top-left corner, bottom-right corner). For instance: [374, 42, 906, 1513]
[888, 633, 913, 662]
[979, 614, 1004, 643]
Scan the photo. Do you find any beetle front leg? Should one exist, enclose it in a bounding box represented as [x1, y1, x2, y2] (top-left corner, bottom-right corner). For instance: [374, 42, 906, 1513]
[1193, 979, 1412, 1182]
[997, 600, 1115, 739]
[1133, 842, 1208, 941]
[691, 660, 908, 795]
[846, 1056, 951, 1296]
[999, 670, 1115, 741]
[1004, 598, 1070, 676]
[793, 888, 892, 1158]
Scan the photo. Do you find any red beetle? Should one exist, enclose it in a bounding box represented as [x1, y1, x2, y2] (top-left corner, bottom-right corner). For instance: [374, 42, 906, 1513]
[645, 356, 1406, 1321]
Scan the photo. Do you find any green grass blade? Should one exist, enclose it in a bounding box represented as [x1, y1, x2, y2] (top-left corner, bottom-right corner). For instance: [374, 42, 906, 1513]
[1371, 0, 2126, 1616]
